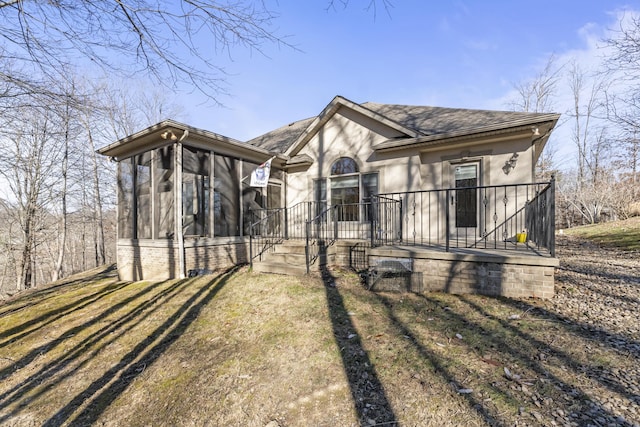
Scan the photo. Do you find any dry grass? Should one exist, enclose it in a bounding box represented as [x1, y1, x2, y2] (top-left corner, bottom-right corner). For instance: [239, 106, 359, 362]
[0, 251, 638, 426]
[561, 216, 640, 251]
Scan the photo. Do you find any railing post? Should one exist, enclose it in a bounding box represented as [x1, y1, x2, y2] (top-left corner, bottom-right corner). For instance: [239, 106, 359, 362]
[370, 200, 375, 247]
[445, 189, 450, 252]
[550, 175, 556, 257]
[308, 202, 312, 238]
[333, 205, 338, 240]
[398, 197, 403, 243]
[249, 209, 254, 269]
[284, 206, 289, 240]
[305, 220, 310, 275]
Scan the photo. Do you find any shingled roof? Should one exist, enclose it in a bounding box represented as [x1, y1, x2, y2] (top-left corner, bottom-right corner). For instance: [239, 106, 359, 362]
[246, 96, 558, 155]
[247, 117, 315, 153]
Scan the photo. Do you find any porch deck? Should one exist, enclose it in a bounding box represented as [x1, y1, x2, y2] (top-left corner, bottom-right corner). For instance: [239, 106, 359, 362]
[250, 180, 557, 298]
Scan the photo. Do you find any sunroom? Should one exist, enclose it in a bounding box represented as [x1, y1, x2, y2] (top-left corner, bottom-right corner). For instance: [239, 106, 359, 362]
[98, 120, 282, 281]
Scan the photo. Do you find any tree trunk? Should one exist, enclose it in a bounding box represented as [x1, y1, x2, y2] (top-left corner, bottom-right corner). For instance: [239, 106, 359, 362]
[87, 127, 106, 265]
[52, 110, 69, 281]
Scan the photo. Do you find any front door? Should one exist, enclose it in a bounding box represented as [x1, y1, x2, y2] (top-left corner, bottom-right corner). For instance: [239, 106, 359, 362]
[450, 163, 479, 237]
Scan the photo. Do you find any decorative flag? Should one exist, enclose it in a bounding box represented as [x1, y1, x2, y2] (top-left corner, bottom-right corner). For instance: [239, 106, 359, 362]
[250, 158, 272, 187]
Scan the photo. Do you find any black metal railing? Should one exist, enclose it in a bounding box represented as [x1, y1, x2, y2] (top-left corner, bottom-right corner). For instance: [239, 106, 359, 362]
[249, 179, 555, 273]
[304, 204, 335, 274]
[248, 207, 284, 268]
[370, 195, 403, 247]
[302, 197, 404, 273]
[526, 179, 555, 256]
[378, 179, 555, 255]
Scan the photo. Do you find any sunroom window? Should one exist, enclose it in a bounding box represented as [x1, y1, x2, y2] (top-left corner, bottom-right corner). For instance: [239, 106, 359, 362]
[182, 146, 211, 237]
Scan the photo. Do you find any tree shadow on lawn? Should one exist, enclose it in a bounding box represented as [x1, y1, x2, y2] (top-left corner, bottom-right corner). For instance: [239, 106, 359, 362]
[320, 266, 398, 426]
[555, 267, 640, 307]
[0, 264, 119, 318]
[0, 275, 196, 420]
[493, 297, 640, 399]
[0, 276, 166, 385]
[41, 266, 240, 427]
[340, 282, 637, 426]
[0, 267, 238, 427]
[432, 293, 637, 425]
[0, 279, 133, 350]
[499, 296, 640, 361]
[371, 292, 503, 426]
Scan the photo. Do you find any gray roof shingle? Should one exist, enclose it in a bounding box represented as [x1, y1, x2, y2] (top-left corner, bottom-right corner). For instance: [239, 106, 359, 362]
[246, 99, 556, 154]
[361, 102, 548, 136]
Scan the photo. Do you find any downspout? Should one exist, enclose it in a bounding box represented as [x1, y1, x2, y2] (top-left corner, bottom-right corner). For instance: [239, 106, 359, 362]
[175, 130, 189, 279]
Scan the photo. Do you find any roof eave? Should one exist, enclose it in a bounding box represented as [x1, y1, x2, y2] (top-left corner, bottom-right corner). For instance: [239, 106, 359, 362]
[372, 114, 560, 153]
[97, 119, 282, 164]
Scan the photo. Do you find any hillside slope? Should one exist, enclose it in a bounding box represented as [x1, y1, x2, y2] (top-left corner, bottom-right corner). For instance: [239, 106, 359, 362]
[0, 241, 638, 426]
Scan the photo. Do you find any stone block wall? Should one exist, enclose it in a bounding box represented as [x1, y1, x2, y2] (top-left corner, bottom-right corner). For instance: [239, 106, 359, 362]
[364, 247, 558, 299]
[409, 258, 555, 299]
[116, 238, 249, 281]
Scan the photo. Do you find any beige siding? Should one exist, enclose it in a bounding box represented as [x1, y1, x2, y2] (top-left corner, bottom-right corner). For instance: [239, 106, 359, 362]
[285, 109, 538, 202]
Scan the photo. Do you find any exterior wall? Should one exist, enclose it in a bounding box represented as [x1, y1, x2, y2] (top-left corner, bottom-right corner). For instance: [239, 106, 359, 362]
[286, 110, 425, 207]
[284, 109, 541, 247]
[285, 106, 538, 209]
[365, 248, 557, 299]
[116, 238, 249, 281]
[419, 135, 535, 189]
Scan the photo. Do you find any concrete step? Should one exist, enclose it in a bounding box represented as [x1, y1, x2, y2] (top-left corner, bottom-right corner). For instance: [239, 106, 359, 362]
[273, 243, 307, 255]
[251, 239, 335, 276]
[262, 252, 307, 264]
[252, 261, 309, 276]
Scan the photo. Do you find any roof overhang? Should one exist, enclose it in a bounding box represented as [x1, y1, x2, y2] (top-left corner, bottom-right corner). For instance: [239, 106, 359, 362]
[372, 113, 560, 158]
[97, 119, 287, 166]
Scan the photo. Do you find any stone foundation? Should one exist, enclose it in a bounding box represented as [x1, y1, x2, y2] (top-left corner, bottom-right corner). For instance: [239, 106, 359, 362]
[366, 246, 558, 299]
[116, 237, 249, 281]
[116, 237, 557, 299]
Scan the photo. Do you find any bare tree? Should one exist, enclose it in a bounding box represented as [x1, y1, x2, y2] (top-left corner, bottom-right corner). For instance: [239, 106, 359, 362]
[510, 54, 562, 114]
[0, 1, 293, 103]
[567, 61, 609, 188]
[0, 110, 64, 289]
[603, 13, 640, 82]
[327, 0, 394, 18]
[562, 61, 618, 224]
[508, 54, 562, 182]
[605, 92, 640, 198]
[603, 12, 640, 203]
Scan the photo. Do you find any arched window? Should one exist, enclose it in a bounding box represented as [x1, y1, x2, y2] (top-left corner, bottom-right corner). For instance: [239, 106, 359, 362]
[331, 157, 358, 175]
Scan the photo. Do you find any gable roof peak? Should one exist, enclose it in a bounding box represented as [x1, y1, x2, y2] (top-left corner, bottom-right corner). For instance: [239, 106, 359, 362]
[246, 95, 560, 156]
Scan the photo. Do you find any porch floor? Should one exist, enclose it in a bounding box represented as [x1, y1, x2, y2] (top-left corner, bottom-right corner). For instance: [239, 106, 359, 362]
[368, 243, 558, 267]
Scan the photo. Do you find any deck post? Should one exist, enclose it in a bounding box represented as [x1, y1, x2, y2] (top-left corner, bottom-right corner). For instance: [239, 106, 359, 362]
[550, 175, 556, 257]
[284, 206, 289, 240]
[333, 205, 338, 240]
[445, 189, 450, 252]
[305, 220, 310, 275]
[399, 197, 403, 243]
[370, 201, 375, 247]
[249, 210, 254, 269]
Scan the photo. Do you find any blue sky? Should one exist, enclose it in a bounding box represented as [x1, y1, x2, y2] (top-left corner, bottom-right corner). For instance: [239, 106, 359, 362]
[179, 1, 639, 162]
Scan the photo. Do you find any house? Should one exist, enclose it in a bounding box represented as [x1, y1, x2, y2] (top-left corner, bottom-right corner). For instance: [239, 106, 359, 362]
[98, 95, 560, 298]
